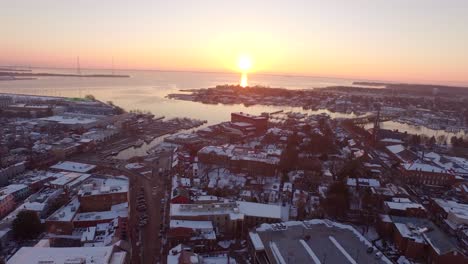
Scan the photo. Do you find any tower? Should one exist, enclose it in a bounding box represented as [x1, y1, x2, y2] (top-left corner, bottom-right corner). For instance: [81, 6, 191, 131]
[373, 103, 381, 143]
[76, 56, 81, 76]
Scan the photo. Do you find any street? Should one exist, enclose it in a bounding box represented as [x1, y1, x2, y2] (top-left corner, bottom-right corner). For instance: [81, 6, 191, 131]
[127, 152, 172, 264]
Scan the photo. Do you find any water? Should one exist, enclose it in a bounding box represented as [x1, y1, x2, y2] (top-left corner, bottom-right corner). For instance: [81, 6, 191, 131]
[0, 68, 465, 139]
[0, 68, 365, 122]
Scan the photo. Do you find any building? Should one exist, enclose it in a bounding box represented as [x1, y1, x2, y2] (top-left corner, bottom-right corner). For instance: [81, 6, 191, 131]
[46, 197, 80, 235]
[0, 192, 15, 219]
[0, 96, 13, 108]
[384, 199, 427, 218]
[248, 219, 392, 264]
[429, 198, 468, 233]
[170, 201, 289, 237]
[389, 216, 466, 264]
[0, 162, 26, 186]
[50, 161, 96, 173]
[72, 206, 128, 228]
[7, 245, 128, 264]
[20, 188, 63, 218]
[0, 184, 29, 202]
[385, 144, 456, 187]
[198, 145, 279, 176]
[231, 112, 268, 133]
[167, 220, 216, 250]
[78, 176, 128, 212]
[48, 171, 92, 190]
[400, 162, 456, 187]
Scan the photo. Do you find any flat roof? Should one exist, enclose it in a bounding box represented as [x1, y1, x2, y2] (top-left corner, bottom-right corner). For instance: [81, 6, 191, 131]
[170, 220, 213, 230]
[50, 161, 96, 173]
[170, 201, 288, 220]
[74, 207, 128, 222]
[391, 216, 460, 255]
[7, 245, 117, 264]
[39, 115, 98, 125]
[47, 197, 80, 222]
[252, 220, 392, 264]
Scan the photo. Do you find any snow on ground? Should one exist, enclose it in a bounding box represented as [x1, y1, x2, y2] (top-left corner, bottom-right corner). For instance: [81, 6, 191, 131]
[125, 163, 144, 169]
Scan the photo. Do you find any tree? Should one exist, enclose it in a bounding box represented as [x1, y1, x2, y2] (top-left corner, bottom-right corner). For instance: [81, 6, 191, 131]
[12, 211, 43, 240]
[84, 94, 96, 100]
[323, 181, 350, 219]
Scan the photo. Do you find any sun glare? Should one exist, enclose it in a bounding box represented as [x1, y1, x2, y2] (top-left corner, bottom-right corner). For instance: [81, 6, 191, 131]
[238, 55, 252, 72]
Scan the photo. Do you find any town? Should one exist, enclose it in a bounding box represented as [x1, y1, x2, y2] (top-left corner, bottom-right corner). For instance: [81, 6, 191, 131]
[1, 90, 468, 264]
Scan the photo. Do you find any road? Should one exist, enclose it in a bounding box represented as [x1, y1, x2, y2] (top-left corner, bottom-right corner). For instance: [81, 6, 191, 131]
[126, 152, 172, 264]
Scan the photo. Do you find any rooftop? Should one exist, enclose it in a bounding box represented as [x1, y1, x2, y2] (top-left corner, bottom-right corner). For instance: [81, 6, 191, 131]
[171, 201, 289, 221]
[39, 114, 98, 125]
[47, 197, 80, 222]
[390, 216, 461, 255]
[251, 219, 391, 264]
[48, 171, 92, 188]
[50, 161, 96, 173]
[78, 176, 129, 197]
[7, 245, 123, 264]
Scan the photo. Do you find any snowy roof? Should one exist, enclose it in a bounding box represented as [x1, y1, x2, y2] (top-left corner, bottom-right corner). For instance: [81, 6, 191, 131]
[39, 115, 98, 125]
[252, 220, 392, 264]
[47, 197, 80, 222]
[433, 198, 468, 221]
[249, 232, 265, 251]
[170, 220, 213, 230]
[402, 162, 446, 173]
[7, 245, 120, 264]
[199, 144, 280, 165]
[0, 184, 28, 196]
[74, 207, 128, 222]
[78, 176, 128, 197]
[386, 144, 405, 154]
[381, 138, 404, 144]
[391, 216, 460, 255]
[346, 178, 381, 188]
[49, 171, 92, 187]
[385, 201, 425, 211]
[170, 201, 288, 221]
[50, 161, 96, 173]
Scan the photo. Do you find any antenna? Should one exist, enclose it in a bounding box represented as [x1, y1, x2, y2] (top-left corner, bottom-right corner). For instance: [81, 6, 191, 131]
[76, 56, 81, 76]
[77, 56, 82, 98]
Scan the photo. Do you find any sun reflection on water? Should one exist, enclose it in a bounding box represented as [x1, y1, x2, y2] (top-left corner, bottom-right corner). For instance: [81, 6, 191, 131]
[240, 73, 248, 87]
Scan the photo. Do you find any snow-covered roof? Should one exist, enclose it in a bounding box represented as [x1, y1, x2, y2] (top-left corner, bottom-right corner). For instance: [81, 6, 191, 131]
[78, 176, 128, 197]
[386, 144, 405, 154]
[249, 232, 265, 251]
[50, 161, 96, 173]
[385, 201, 425, 211]
[346, 178, 380, 188]
[402, 162, 446, 173]
[7, 245, 121, 264]
[433, 198, 468, 222]
[47, 197, 80, 222]
[49, 171, 92, 187]
[74, 207, 128, 222]
[170, 201, 288, 221]
[252, 220, 392, 264]
[170, 220, 213, 230]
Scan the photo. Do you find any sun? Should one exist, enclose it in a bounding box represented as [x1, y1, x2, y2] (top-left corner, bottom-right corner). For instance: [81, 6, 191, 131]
[238, 55, 252, 72]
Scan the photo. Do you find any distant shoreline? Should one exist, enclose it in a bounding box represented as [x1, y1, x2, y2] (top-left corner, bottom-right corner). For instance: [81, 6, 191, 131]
[0, 71, 130, 78]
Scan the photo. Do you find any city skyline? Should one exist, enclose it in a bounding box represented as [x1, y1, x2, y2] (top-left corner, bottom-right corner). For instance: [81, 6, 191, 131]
[1, 0, 468, 85]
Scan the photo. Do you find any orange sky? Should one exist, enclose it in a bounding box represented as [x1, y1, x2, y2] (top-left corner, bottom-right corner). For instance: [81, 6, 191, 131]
[1, 0, 468, 85]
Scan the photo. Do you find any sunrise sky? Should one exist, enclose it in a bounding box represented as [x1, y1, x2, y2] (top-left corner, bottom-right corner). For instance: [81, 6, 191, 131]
[1, 0, 468, 84]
